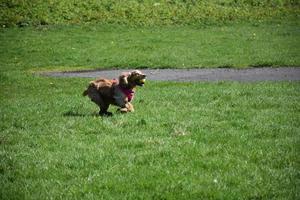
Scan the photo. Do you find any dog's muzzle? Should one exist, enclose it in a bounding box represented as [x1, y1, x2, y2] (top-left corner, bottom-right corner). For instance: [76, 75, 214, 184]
[136, 75, 146, 86]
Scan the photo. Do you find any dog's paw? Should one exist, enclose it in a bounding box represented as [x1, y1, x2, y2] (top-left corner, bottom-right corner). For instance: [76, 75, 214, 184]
[126, 103, 134, 112]
[99, 111, 113, 117]
[117, 107, 128, 113]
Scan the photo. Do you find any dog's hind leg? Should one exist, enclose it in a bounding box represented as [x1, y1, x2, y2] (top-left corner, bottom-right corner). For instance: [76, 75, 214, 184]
[86, 87, 112, 116]
[98, 101, 112, 116]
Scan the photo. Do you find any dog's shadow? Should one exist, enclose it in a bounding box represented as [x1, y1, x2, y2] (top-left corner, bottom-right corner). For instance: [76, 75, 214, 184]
[63, 110, 99, 117]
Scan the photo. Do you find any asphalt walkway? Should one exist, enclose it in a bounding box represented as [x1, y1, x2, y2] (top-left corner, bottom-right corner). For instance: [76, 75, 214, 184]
[43, 67, 300, 82]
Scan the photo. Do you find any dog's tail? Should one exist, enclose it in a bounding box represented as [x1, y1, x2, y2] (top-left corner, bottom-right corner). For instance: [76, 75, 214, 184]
[82, 89, 88, 96]
[83, 82, 94, 96]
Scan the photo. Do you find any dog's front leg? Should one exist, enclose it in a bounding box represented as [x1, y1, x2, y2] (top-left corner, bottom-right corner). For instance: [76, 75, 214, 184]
[114, 97, 128, 113]
[126, 102, 134, 112]
[118, 102, 134, 113]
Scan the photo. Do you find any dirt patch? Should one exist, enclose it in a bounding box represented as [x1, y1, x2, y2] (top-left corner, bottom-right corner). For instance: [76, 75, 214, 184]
[42, 67, 300, 82]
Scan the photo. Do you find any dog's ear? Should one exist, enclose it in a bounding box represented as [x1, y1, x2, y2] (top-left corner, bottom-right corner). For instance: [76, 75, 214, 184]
[130, 70, 140, 76]
[119, 72, 129, 86]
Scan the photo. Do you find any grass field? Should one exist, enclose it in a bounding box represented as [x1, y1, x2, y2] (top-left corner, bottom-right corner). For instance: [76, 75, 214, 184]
[1, 3, 300, 198]
[1, 71, 299, 199]
[1, 0, 299, 26]
[1, 19, 299, 71]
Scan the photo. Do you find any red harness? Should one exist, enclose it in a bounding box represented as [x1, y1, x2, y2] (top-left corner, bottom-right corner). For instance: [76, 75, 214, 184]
[112, 79, 135, 102]
[119, 86, 134, 102]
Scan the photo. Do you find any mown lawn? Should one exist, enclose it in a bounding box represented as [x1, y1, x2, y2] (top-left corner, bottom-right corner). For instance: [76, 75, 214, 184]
[1, 71, 299, 199]
[0, 19, 299, 199]
[0, 20, 299, 71]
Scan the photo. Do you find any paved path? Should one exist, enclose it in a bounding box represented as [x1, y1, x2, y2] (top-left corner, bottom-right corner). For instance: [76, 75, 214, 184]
[43, 67, 300, 82]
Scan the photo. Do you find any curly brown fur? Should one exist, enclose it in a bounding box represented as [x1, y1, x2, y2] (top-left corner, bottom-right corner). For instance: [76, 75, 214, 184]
[83, 70, 146, 116]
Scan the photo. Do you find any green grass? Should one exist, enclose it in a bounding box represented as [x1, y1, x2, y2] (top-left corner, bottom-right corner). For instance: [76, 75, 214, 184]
[0, 12, 300, 198]
[1, 0, 299, 26]
[0, 20, 299, 71]
[1, 71, 299, 199]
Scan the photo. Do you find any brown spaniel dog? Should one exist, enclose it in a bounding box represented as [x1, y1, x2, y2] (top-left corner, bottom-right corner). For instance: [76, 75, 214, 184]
[83, 70, 146, 116]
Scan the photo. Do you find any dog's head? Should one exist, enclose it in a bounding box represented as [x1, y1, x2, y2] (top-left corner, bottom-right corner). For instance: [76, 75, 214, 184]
[127, 70, 146, 87]
[119, 70, 146, 88]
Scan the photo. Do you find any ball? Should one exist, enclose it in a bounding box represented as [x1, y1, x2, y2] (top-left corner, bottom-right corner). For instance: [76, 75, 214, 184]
[139, 79, 146, 84]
